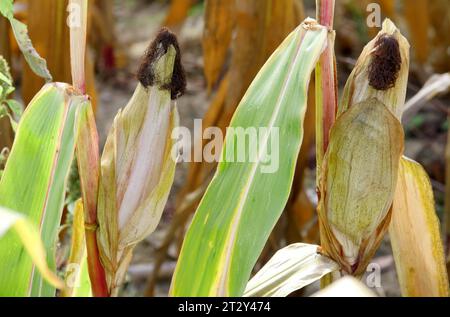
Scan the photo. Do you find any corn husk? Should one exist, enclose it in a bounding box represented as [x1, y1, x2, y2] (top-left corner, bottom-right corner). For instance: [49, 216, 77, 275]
[340, 19, 409, 120]
[318, 19, 409, 276]
[96, 31, 182, 295]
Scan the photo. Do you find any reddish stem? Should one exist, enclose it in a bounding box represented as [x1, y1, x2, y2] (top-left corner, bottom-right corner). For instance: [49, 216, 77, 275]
[317, 0, 335, 29]
[319, 48, 337, 153]
[316, 0, 337, 154]
[85, 230, 109, 297]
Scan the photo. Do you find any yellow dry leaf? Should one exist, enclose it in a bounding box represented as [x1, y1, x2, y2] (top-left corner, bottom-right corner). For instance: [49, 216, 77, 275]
[202, 0, 234, 91]
[389, 157, 449, 297]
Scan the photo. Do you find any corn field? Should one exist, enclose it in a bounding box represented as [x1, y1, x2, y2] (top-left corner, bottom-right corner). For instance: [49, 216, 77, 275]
[0, 0, 449, 301]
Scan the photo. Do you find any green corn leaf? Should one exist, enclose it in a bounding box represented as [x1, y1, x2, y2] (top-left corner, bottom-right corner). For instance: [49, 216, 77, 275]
[5, 99, 23, 119]
[0, 3, 52, 82]
[0, 0, 13, 19]
[0, 83, 87, 296]
[170, 18, 327, 297]
[244, 243, 339, 297]
[9, 18, 53, 82]
[0, 207, 63, 290]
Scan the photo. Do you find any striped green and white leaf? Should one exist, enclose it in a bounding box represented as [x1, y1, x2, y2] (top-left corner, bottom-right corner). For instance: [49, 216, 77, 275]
[0, 83, 88, 296]
[170, 18, 327, 297]
[0, 207, 63, 290]
[244, 243, 339, 297]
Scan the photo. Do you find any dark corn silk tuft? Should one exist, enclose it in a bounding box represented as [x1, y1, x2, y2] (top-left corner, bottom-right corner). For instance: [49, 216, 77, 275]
[137, 27, 186, 99]
[368, 35, 401, 91]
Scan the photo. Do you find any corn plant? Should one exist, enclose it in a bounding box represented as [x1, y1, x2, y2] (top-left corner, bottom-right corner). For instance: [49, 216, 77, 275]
[171, 2, 449, 297]
[0, 0, 448, 298]
[0, 0, 185, 297]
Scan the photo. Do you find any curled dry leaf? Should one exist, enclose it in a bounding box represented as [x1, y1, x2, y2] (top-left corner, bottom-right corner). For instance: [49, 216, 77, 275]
[390, 157, 449, 297]
[244, 243, 339, 297]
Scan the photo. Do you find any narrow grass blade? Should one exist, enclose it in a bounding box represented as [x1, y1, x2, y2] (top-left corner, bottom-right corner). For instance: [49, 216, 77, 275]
[0, 83, 87, 296]
[389, 157, 449, 297]
[170, 19, 327, 297]
[244, 243, 338, 297]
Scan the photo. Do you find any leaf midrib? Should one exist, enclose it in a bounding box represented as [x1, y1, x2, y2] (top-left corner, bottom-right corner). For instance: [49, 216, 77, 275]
[213, 30, 307, 296]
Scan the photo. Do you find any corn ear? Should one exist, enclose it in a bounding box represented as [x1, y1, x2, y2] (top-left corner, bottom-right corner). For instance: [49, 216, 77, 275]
[96, 29, 184, 295]
[389, 157, 449, 297]
[319, 98, 404, 275]
[318, 19, 409, 276]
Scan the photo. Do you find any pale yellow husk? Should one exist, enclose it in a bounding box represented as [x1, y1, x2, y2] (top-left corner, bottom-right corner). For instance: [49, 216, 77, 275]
[389, 157, 449, 297]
